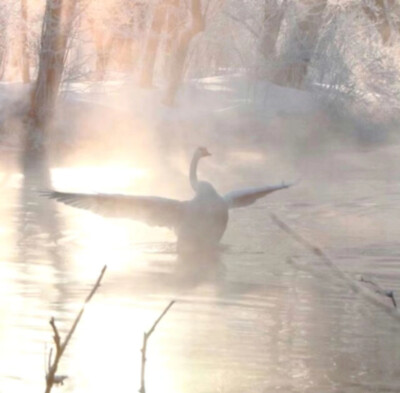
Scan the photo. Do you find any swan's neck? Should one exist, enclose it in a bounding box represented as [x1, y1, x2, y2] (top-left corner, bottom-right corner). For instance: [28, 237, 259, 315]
[190, 152, 201, 191]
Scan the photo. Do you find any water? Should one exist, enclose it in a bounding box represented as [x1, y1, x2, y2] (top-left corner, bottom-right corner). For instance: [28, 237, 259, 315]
[2, 143, 400, 393]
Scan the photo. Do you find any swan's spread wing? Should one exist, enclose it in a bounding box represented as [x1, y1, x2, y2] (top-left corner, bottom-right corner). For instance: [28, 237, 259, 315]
[224, 183, 291, 209]
[44, 190, 184, 228]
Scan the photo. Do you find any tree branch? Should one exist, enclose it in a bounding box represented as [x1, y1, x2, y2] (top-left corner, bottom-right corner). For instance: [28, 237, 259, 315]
[223, 11, 259, 38]
[45, 264, 107, 393]
[139, 300, 175, 393]
[271, 214, 400, 319]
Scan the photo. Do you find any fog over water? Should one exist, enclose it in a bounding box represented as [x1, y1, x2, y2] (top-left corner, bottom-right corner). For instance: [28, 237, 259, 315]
[1, 1, 400, 389]
[1, 81, 400, 392]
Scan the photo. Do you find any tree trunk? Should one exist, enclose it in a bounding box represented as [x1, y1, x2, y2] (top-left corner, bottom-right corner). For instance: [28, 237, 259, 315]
[87, 16, 113, 80]
[274, 0, 327, 88]
[118, 1, 149, 72]
[258, 0, 285, 78]
[163, 0, 204, 106]
[20, 0, 30, 83]
[260, 0, 285, 57]
[362, 0, 399, 45]
[95, 35, 113, 80]
[29, 0, 76, 135]
[0, 6, 8, 80]
[165, 0, 180, 54]
[22, 0, 77, 188]
[139, 0, 170, 87]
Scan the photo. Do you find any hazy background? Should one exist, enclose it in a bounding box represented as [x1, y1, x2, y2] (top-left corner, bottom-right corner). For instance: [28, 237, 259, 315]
[1, 0, 400, 392]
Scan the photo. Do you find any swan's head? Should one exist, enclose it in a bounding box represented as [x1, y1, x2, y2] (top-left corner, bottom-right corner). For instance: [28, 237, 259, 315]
[196, 146, 211, 158]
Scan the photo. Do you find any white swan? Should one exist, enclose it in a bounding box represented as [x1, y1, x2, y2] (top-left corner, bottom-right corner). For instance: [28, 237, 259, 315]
[44, 147, 292, 252]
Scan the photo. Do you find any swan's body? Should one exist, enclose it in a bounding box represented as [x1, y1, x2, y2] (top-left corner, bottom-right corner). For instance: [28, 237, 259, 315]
[177, 181, 228, 252]
[45, 147, 291, 252]
[175, 148, 228, 251]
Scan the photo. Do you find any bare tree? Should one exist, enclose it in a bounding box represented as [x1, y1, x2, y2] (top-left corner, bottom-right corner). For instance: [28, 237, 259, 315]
[20, 0, 30, 83]
[111, 1, 150, 73]
[262, 0, 286, 53]
[274, 0, 327, 88]
[258, 0, 286, 79]
[114, 0, 141, 72]
[19, 0, 78, 189]
[83, 0, 149, 80]
[45, 265, 107, 393]
[164, 0, 180, 57]
[140, 0, 172, 87]
[362, 0, 400, 45]
[163, 0, 205, 105]
[29, 0, 78, 138]
[0, 2, 10, 80]
[87, 15, 114, 80]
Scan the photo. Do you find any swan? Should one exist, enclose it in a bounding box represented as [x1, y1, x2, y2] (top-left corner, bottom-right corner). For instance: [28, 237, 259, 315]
[44, 147, 292, 252]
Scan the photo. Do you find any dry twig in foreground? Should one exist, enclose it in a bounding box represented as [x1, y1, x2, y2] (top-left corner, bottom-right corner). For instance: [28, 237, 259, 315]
[45, 265, 107, 393]
[140, 300, 175, 393]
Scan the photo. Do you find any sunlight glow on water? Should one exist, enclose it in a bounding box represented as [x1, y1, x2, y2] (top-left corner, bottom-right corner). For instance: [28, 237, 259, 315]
[71, 301, 175, 393]
[2, 147, 400, 393]
[68, 214, 144, 276]
[51, 166, 148, 192]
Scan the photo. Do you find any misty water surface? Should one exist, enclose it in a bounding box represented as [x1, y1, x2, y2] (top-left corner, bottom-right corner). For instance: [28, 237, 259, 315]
[1, 141, 400, 393]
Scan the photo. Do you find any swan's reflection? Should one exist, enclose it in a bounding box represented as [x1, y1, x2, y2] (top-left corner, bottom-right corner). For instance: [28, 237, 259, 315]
[171, 248, 225, 288]
[103, 245, 226, 300]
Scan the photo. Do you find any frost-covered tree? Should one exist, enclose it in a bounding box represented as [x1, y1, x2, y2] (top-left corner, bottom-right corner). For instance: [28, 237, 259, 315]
[0, 1, 40, 82]
[306, 1, 400, 119]
[29, 0, 78, 142]
[138, 0, 225, 105]
[0, 2, 10, 80]
[163, 0, 206, 105]
[20, 0, 30, 83]
[272, 0, 327, 88]
[362, 0, 400, 45]
[259, 0, 286, 70]
[80, 0, 149, 80]
[0, 1, 18, 81]
[140, 0, 175, 87]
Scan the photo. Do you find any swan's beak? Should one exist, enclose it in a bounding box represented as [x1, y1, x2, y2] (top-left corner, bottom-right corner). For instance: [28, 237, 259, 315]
[204, 149, 211, 157]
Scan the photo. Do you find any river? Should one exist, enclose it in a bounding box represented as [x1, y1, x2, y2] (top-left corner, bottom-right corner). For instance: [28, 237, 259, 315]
[1, 141, 400, 393]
